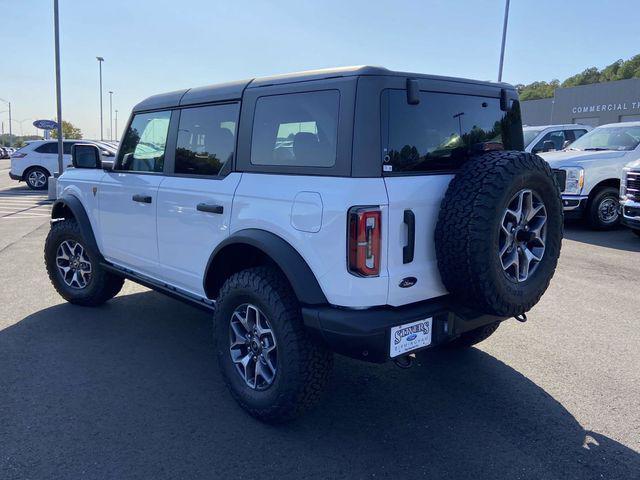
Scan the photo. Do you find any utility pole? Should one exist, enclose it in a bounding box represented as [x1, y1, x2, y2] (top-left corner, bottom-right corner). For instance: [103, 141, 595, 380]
[108, 91, 113, 141]
[0, 98, 11, 147]
[97, 56, 104, 140]
[115, 109, 118, 141]
[498, 0, 510, 82]
[54, 0, 64, 178]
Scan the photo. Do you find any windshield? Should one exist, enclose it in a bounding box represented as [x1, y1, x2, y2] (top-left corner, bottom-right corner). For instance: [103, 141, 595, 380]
[523, 128, 544, 147]
[569, 125, 640, 151]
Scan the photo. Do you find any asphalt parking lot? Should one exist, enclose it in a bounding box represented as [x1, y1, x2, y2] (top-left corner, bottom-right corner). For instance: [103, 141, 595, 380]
[0, 158, 639, 480]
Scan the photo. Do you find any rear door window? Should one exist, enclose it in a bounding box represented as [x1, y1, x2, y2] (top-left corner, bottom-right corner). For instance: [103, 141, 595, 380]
[174, 103, 239, 176]
[381, 89, 523, 174]
[250, 90, 339, 168]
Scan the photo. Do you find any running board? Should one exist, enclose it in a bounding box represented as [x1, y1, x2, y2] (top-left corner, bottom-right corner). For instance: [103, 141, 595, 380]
[100, 262, 216, 313]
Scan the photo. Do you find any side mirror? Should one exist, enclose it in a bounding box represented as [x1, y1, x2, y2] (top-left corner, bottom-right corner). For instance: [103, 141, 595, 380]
[542, 140, 556, 152]
[71, 143, 101, 169]
[562, 140, 571, 149]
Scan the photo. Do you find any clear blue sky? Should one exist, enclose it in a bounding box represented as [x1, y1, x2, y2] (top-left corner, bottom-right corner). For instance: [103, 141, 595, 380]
[1, 0, 639, 140]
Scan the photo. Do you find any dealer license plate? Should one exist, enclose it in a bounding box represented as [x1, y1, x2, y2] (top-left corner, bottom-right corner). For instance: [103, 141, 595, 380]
[389, 318, 433, 358]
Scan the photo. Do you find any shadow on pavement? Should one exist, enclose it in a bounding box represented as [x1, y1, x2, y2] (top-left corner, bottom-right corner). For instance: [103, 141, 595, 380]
[1, 291, 638, 480]
[563, 221, 640, 252]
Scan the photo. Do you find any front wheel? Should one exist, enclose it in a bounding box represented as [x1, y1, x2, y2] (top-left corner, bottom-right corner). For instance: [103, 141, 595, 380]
[587, 187, 620, 230]
[44, 218, 124, 306]
[214, 266, 333, 423]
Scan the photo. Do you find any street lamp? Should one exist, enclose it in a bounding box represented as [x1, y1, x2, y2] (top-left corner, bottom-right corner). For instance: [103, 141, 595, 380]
[54, 0, 64, 180]
[115, 109, 119, 141]
[97, 56, 104, 140]
[0, 97, 12, 147]
[108, 90, 113, 141]
[497, 0, 510, 82]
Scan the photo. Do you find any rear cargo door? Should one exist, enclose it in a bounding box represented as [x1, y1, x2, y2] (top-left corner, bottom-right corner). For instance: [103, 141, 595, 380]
[381, 88, 522, 306]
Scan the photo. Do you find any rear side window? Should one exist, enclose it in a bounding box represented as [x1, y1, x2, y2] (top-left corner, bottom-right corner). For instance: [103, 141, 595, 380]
[250, 90, 339, 167]
[35, 142, 57, 154]
[174, 103, 239, 176]
[117, 110, 171, 173]
[381, 90, 523, 174]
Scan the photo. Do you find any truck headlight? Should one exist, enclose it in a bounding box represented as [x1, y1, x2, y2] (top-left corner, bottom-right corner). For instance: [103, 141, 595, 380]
[563, 167, 584, 194]
[621, 168, 629, 199]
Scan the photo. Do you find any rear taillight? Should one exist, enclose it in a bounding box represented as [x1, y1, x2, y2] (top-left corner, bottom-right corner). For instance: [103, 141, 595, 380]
[11, 153, 26, 158]
[348, 206, 381, 277]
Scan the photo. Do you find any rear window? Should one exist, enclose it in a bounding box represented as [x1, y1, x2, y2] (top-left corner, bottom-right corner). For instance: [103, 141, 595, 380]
[34, 141, 77, 154]
[381, 89, 523, 174]
[250, 90, 339, 168]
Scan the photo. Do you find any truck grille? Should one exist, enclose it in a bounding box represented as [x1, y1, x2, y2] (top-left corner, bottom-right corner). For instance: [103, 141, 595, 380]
[553, 169, 566, 192]
[627, 171, 640, 202]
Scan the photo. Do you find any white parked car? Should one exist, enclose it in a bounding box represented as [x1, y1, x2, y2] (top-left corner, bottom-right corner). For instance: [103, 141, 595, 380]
[540, 122, 640, 229]
[523, 124, 592, 154]
[621, 158, 640, 237]
[44, 66, 563, 422]
[9, 140, 117, 190]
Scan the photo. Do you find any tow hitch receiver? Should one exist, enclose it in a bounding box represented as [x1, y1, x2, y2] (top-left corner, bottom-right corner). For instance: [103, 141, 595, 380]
[394, 353, 415, 369]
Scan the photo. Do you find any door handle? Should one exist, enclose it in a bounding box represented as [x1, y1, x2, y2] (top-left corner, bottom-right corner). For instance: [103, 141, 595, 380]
[197, 203, 224, 214]
[403, 209, 415, 264]
[132, 194, 152, 204]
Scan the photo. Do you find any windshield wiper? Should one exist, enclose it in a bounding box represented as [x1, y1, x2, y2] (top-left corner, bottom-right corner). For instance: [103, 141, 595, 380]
[583, 147, 610, 151]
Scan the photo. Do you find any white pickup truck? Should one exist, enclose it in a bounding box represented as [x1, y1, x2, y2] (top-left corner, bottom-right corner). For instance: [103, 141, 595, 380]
[540, 122, 640, 230]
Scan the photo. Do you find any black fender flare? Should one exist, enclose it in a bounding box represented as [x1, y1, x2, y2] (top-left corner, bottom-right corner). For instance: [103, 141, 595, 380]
[204, 229, 328, 305]
[51, 194, 102, 259]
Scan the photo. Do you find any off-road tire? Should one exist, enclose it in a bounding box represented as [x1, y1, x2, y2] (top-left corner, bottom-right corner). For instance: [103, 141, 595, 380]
[214, 266, 333, 423]
[435, 151, 563, 317]
[24, 167, 50, 190]
[45, 218, 124, 306]
[446, 322, 500, 349]
[587, 186, 620, 230]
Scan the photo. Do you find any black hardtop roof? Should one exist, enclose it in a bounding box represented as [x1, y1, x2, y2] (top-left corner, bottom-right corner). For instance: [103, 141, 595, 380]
[132, 65, 513, 112]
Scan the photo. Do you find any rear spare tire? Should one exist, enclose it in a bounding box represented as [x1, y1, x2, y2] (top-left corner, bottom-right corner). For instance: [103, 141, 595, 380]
[435, 151, 563, 317]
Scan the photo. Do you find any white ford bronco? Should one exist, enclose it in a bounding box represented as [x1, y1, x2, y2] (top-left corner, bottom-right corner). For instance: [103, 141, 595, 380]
[44, 66, 563, 422]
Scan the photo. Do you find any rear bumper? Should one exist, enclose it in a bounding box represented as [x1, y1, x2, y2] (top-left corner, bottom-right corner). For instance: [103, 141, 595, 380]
[302, 296, 506, 363]
[8, 171, 21, 181]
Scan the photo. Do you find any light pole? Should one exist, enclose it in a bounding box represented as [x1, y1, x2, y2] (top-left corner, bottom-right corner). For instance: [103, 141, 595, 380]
[54, 0, 64, 179]
[498, 0, 510, 82]
[108, 90, 113, 141]
[97, 56, 104, 140]
[0, 98, 12, 147]
[115, 109, 118, 141]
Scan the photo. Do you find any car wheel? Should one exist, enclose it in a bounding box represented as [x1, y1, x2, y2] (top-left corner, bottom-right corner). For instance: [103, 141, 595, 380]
[435, 151, 563, 317]
[44, 218, 124, 306]
[214, 266, 333, 423]
[587, 187, 620, 230]
[25, 167, 49, 190]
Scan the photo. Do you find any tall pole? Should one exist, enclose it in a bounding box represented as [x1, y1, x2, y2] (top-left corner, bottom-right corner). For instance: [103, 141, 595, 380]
[0, 98, 11, 147]
[115, 109, 118, 141]
[108, 91, 113, 141]
[97, 56, 104, 140]
[54, 0, 64, 177]
[497, 0, 510, 82]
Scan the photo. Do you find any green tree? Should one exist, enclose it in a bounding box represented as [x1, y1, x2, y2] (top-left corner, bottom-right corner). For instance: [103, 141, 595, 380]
[51, 120, 82, 139]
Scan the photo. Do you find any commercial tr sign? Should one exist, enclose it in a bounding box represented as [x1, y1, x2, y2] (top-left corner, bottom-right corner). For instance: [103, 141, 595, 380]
[572, 102, 640, 114]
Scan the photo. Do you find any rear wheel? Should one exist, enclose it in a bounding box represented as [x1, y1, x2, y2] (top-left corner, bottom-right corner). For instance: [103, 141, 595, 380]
[25, 167, 49, 190]
[587, 186, 620, 230]
[214, 266, 332, 423]
[44, 218, 124, 306]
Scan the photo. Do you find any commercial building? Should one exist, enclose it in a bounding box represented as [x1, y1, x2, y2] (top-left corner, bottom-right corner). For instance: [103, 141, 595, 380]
[520, 78, 640, 127]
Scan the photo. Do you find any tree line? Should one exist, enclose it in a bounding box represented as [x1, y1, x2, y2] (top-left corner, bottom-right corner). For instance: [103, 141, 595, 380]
[516, 53, 640, 101]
